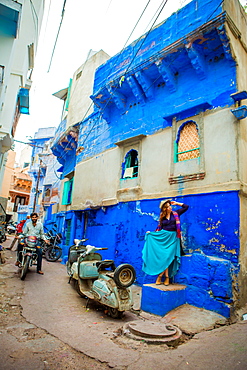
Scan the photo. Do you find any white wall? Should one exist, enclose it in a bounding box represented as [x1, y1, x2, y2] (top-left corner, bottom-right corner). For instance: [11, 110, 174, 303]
[67, 50, 110, 127]
[0, 0, 45, 193]
[72, 107, 240, 209]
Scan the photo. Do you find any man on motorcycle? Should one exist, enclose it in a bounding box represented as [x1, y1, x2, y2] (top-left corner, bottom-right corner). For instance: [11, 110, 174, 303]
[15, 213, 49, 275]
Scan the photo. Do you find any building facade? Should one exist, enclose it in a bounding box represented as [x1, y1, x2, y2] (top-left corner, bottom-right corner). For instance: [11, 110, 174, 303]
[0, 0, 45, 202]
[49, 0, 247, 317]
[48, 50, 110, 239]
[27, 127, 58, 219]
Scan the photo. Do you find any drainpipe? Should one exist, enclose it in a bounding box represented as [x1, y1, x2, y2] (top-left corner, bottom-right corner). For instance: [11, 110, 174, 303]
[83, 211, 88, 239]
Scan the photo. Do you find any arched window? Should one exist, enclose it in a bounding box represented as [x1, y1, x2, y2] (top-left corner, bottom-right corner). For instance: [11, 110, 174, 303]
[175, 121, 200, 162]
[122, 149, 138, 178]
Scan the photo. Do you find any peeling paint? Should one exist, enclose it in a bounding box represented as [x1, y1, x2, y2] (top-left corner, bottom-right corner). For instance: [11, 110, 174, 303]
[209, 238, 220, 243]
[135, 201, 159, 222]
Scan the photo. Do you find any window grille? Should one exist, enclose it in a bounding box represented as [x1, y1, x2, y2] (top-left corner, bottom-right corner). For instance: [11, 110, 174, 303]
[122, 149, 138, 178]
[65, 219, 72, 245]
[175, 121, 200, 162]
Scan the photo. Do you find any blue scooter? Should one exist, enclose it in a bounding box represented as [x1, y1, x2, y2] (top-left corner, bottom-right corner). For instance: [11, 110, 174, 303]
[67, 239, 136, 318]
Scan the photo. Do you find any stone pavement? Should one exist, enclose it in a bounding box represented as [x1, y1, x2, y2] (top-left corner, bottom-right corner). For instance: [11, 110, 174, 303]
[1, 236, 247, 369]
[131, 284, 229, 334]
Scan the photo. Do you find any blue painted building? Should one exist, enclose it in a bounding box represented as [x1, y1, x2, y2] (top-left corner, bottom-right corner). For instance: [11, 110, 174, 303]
[49, 0, 247, 317]
[26, 127, 59, 218]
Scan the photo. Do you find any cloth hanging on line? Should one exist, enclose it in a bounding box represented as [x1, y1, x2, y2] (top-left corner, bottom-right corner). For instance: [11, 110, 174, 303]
[142, 229, 180, 277]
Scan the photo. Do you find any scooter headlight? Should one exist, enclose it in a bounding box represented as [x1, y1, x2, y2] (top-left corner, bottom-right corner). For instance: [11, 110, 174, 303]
[118, 288, 129, 300]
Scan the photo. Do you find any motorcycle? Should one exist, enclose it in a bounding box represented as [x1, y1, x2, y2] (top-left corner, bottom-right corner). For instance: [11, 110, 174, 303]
[67, 239, 136, 319]
[19, 236, 38, 280]
[0, 228, 6, 243]
[41, 230, 62, 262]
[6, 221, 17, 234]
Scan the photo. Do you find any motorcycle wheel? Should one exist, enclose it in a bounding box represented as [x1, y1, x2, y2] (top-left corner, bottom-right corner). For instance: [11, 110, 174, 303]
[1, 234, 6, 242]
[45, 245, 62, 262]
[108, 307, 124, 319]
[20, 255, 30, 280]
[113, 264, 136, 288]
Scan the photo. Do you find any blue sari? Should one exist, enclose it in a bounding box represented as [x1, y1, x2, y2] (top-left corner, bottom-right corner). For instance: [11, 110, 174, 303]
[142, 230, 180, 277]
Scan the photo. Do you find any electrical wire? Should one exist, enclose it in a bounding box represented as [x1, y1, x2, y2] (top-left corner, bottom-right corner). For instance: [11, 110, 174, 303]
[47, 0, 67, 72]
[48, 0, 170, 170]
[79, 0, 170, 148]
[105, 0, 113, 13]
[121, 0, 152, 51]
[47, 0, 154, 162]
[29, 0, 38, 38]
[139, 0, 168, 36]
[65, 0, 153, 143]
[206, 0, 224, 23]
[14, 139, 43, 149]
[125, 0, 169, 74]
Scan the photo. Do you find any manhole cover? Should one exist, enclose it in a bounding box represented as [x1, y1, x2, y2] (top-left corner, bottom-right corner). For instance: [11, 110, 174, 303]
[123, 320, 182, 345]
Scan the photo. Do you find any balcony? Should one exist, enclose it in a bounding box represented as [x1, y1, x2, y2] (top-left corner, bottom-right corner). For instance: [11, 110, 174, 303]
[0, 0, 22, 38]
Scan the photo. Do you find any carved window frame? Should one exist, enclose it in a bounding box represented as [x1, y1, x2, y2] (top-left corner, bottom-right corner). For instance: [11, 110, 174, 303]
[115, 134, 146, 199]
[169, 113, 205, 184]
[175, 121, 200, 162]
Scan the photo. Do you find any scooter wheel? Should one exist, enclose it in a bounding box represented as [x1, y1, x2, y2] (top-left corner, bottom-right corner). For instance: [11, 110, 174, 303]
[108, 307, 124, 319]
[74, 280, 87, 298]
[113, 264, 136, 288]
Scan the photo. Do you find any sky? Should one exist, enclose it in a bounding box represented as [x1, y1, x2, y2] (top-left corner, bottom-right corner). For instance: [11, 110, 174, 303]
[14, 0, 247, 156]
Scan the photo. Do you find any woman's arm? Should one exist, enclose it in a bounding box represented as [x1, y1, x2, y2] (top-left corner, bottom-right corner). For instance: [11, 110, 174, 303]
[172, 202, 189, 216]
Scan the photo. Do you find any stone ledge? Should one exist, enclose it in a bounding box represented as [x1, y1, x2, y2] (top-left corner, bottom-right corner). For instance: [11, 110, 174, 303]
[117, 186, 142, 201]
[169, 172, 206, 184]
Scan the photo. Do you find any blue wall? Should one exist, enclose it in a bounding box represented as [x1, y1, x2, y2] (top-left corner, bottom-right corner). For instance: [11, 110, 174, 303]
[45, 190, 239, 316]
[141, 251, 234, 317]
[81, 191, 239, 283]
[93, 0, 225, 92]
[47, 190, 239, 281]
[78, 28, 236, 162]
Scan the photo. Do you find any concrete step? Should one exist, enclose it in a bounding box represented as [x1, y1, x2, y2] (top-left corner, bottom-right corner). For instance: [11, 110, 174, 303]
[141, 283, 187, 316]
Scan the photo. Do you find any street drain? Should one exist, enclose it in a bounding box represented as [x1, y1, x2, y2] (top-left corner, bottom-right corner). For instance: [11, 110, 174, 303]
[123, 320, 182, 345]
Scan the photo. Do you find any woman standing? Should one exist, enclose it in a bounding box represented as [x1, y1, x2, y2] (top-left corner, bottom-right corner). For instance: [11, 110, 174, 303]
[142, 199, 189, 286]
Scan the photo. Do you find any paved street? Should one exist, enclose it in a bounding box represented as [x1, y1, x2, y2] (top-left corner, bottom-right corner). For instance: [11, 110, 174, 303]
[1, 236, 247, 369]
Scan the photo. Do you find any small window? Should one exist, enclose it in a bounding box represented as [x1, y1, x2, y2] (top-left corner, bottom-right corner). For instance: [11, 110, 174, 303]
[18, 88, 29, 115]
[13, 196, 25, 212]
[0, 65, 4, 84]
[175, 121, 200, 162]
[28, 43, 34, 69]
[76, 71, 82, 80]
[121, 149, 138, 179]
[65, 219, 72, 245]
[62, 178, 73, 205]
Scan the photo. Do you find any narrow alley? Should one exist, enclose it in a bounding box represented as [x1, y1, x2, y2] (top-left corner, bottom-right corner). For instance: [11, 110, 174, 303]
[1, 236, 247, 370]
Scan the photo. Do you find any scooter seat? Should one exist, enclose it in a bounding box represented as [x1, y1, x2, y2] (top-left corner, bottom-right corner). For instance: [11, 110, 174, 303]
[96, 260, 115, 271]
